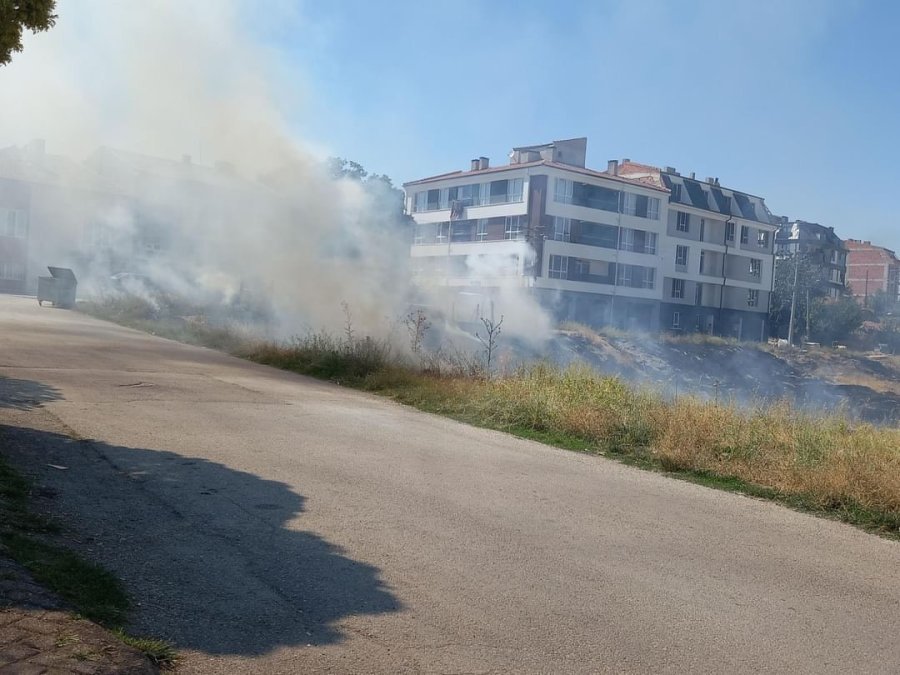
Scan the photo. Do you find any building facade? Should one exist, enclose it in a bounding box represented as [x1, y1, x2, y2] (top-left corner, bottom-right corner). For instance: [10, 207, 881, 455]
[845, 239, 900, 306]
[774, 219, 847, 298]
[404, 139, 777, 340]
[0, 140, 254, 296]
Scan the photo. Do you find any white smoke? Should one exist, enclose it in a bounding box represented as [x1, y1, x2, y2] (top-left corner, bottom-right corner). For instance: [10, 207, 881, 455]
[0, 0, 553, 346]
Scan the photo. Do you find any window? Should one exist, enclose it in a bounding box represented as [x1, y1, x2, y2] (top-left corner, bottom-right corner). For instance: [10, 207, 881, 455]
[414, 192, 427, 213]
[695, 284, 703, 305]
[435, 222, 449, 243]
[555, 178, 657, 218]
[552, 217, 571, 242]
[475, 219, 488, 241]
[505, 215, 525, 240]
[449, 183, 482, 207]
[616, 264, 655, 289]
[413, 223, 427, 244]
[675, 245, 688, 267]
[618, 228, 656, 254]
[757, 230, 769, 248]
[748, 289, 759, 307]
[1, 210, 27, 238]
[572, 258, 591, 277]
[699, 250, 706, 274]
[549, 254, 568, 279]
[670, 184, 682, 202]
[554, 178, 573, 204]
[489, 178, 524, 205]
[573, 181, 620, 212]
[740, 225, 749, 244]
[580, 220, 618, 249]
[725, 221, 735, 242]
[676, 211, 690, 232]
[749, 258, 762, 278]
[510, 178, 524, 203]
[451, 221, 471, 242]
[672, 311, 681, 329]
[427, 189, 441, 211]
[672, 278, 685, 299]
[623, 193, 661, 219]
[0, 262, 24, 280]
[699, 218, 706, 242]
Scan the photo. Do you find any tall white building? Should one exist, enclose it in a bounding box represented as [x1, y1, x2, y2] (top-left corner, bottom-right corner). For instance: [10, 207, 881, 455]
[404, 138, 777, 340]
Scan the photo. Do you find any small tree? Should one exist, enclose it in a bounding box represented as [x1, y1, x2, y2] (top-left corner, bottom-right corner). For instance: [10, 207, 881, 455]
[404, 309, 431, 355]
[476, 315, 503, 373]
[769, 255, 830, 340]
[809, 296, 863, 345]
[1, 0, 57, 66]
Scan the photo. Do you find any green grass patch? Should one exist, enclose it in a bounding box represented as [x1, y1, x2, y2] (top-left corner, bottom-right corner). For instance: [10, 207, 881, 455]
[2, 532, 128, 625]
[115, 630, 179, 670]
[0, 453, 176, 666]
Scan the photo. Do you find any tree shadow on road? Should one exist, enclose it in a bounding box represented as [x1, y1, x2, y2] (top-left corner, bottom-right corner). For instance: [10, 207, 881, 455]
[0, 421, 402, 657]
[0, 377, 62, 410]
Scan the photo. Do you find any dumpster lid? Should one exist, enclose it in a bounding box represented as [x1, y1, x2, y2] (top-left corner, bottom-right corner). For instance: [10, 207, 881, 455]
[47, 267, 77, 282]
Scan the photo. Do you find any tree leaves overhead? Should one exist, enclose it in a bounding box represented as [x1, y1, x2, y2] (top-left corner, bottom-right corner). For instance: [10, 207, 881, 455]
[0, 0, 56, 66]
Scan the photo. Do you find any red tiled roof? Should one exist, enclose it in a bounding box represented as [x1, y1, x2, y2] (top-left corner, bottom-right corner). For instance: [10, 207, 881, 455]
[616, 160, 662, 176]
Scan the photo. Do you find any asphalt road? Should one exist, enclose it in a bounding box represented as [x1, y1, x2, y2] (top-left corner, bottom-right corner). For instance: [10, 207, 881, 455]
[1, 294, 899, 674]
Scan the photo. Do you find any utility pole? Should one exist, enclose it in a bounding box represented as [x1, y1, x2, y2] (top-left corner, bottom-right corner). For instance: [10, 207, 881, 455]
[864, 270, 869, 309]
[806, 287, 810, 339]
[719, 217, 732, 338]
[787, 255, 800, 345]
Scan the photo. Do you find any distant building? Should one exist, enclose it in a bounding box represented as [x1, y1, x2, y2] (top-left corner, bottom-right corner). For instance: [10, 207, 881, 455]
[404, 138, 778, 340]
[845, 239, 900, 306]
[0, 140, 251, 295]
[774, 219, 847, 298]
[0, 139, 99, 294]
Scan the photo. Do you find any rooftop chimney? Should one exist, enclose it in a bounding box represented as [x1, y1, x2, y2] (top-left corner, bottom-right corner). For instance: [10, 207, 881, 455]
[664, 166, 677, 174]
[470, 159, 480, 171]
[479, 156, 489, 170]
[621, 158, 631, 163]
[607, 159, 619, 176]
[689, 172, 696, 179]
[706, 177, 715, 184]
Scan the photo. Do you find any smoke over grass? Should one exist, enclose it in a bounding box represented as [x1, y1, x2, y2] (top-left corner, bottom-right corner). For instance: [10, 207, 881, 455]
[0, 1, 552, 344]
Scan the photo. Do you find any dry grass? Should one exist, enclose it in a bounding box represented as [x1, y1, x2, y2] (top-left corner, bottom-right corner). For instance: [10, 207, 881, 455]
[79, 299, 900, 536]
[366, 362, 900, 534]
[831, 373, 900, 395]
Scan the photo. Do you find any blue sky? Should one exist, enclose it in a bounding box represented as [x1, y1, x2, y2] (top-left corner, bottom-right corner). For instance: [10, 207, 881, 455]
[270, 0, 900, 251]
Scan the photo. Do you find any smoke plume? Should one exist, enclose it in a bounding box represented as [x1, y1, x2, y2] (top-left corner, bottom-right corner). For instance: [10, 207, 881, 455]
[0, 0, 550, 345]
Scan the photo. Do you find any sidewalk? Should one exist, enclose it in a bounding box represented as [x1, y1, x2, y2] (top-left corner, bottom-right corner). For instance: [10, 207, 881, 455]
[0, 556, 156, 675]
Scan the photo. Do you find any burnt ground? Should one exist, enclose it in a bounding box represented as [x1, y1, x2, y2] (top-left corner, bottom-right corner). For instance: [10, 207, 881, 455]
[541, 332, 900, 426]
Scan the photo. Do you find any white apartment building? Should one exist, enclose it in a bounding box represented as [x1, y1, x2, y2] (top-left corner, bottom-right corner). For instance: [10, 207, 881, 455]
[404, 138, 777, 340]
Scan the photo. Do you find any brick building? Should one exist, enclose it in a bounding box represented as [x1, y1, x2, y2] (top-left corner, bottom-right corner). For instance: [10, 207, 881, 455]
[845, 239, 900, 306]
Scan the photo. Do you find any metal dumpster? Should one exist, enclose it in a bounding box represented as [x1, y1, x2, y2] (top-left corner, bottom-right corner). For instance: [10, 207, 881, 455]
[37, 267, 77, 309]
